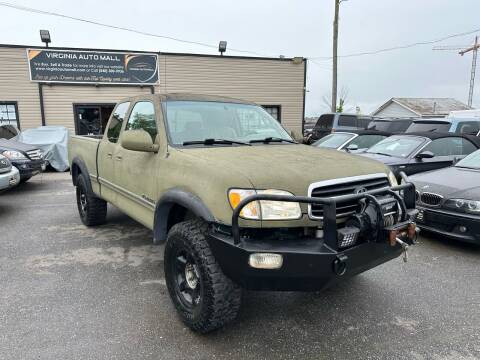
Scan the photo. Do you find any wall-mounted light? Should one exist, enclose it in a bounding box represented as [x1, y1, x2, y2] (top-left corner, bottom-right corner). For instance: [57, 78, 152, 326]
[40, 30, 51, 47]
[218, 41, 227, 56]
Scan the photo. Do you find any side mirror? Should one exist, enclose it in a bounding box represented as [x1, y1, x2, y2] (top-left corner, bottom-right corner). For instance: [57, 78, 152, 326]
[121, 130, 159, 153]
[345, 144, 359, 152]
[415, 150, 435, 159]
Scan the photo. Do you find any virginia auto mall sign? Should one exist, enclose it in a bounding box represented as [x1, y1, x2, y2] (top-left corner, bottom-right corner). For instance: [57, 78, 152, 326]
[27, 49, 159, 85]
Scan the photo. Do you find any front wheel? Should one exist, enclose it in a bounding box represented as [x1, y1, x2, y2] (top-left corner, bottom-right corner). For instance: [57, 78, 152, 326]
[76, 173, 107, 226]
[164, 219, 242, 333]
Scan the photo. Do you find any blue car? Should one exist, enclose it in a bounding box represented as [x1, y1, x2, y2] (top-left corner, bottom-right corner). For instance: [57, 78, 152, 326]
[0, 154, 20, 192]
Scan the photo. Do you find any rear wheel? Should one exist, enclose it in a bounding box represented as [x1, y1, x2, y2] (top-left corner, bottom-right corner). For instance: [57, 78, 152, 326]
[164, 219, 242, 333]
[76, 173, 107, 226]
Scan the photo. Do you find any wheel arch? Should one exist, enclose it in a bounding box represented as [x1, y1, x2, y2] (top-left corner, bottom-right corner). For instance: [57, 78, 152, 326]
[153, 188, 215, 244]
[70, 157, 93, 195]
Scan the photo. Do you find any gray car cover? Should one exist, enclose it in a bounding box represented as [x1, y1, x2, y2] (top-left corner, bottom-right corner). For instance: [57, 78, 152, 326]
[15, 126, 69, 171]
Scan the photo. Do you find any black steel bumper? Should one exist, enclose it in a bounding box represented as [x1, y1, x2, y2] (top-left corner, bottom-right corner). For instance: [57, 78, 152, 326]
[416, 206, 480, 245]
[207, 232, 404, 291]
[12, 159, 45, 179]
[207, 182, 417, 291]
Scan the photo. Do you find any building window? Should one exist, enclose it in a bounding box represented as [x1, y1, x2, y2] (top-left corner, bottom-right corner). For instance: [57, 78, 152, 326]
[262, 105, 281, 122]
[0, 102, 19, 128]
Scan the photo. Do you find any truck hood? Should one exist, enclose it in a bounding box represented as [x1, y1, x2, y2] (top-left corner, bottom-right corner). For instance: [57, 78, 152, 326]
[177, 144, 389, 195]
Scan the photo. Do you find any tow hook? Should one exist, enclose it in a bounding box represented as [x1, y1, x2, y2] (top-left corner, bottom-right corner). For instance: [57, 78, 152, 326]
[333, 254, 348, 275]
[394, 237, 409, 263]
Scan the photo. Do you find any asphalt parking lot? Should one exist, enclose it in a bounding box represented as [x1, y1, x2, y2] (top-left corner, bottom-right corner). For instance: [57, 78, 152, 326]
[0, 172, 479, 360]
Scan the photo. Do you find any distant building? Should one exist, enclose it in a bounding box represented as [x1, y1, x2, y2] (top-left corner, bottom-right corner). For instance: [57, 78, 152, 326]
[371, 98, 470, 118]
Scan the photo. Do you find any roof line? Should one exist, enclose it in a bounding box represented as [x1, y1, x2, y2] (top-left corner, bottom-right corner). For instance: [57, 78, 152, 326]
[0, 43, 304, 62]
[391, 98, 423, 116]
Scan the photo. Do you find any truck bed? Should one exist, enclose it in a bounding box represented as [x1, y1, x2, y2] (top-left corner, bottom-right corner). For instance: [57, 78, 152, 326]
[68, 135, 101, 181]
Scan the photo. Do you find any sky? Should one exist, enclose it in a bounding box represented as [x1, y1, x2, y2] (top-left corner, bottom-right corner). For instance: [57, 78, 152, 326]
[1, 0, 479, 116]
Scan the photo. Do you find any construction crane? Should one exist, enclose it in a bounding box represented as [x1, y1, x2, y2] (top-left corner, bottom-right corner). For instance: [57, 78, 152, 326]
[433, 36, 480, 107]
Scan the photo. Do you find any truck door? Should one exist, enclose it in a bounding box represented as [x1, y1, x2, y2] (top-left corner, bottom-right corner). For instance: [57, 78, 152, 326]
[97, 101, 131, 204]
[113, 100, 160, 228]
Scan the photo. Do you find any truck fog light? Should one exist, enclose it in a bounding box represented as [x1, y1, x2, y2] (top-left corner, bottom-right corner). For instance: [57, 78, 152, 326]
[248, 253, 283, 269]
[337, 227, 360, 248]
[459, 226, 467, 233]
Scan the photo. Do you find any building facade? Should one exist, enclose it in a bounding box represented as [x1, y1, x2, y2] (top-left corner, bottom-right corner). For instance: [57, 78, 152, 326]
[0, 44, 306, 135]
[372, 97, 470, 118]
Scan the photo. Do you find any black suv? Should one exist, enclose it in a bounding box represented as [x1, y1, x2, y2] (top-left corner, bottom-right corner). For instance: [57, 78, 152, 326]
[307, 113, 372, 143]
[0, 139, 46, 182]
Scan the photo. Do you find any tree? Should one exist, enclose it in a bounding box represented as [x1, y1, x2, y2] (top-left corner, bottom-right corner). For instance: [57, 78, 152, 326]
[323, 87, 349, 113]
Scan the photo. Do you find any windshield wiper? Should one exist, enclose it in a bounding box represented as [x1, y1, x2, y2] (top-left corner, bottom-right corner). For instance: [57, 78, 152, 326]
[368, 151, 393, 157]
[249, 137, 297, 144]
[182, 138, 251, 146]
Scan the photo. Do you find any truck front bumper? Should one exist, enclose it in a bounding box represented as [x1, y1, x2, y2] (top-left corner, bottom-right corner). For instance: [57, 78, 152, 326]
[209, 182, 417, 291]
[207, 232, 404, 291]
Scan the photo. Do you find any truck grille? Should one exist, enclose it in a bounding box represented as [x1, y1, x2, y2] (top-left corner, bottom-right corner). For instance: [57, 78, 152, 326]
[26, 149, 42, 160]
[308, 174, 391, 219]
[420, 192, 443, 207]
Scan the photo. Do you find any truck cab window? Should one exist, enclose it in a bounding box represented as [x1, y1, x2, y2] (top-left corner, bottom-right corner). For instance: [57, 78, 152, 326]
[107, 102, 130, 143]
[125, 101, 158, 142]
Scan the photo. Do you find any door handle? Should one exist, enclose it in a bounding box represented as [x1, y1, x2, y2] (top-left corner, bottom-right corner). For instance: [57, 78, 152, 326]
[107, 153, 113, 159]
[115, 156, 123, 161]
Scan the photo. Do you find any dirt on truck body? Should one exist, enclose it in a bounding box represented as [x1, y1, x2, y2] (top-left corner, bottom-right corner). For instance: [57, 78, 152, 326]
[68, 93, 418, 333]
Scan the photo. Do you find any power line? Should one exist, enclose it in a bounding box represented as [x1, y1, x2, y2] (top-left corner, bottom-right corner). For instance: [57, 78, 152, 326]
[0, 1, 269, 57]
[311, 28, 480, 59]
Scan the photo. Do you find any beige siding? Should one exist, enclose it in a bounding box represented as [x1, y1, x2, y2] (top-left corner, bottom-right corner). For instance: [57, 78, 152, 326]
[0, 47, 42, 129]
[158, 54, 305, 133]
[42, 85, 151, 132]
[0, 46, 305, 133]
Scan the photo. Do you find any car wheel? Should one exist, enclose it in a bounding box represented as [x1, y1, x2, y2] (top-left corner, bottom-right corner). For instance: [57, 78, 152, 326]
[20, 177, 31, 183]
[164, 218, 242, 333]
[76, 173, 107, 226]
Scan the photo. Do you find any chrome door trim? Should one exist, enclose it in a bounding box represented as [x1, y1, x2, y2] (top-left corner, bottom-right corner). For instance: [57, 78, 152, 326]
[98, 176, 155, 210]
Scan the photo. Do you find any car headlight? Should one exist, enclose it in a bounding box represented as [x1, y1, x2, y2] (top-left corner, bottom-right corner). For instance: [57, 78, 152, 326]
[228, 189, 302, 220]
[444, 198, 480, 214]
[388, 171, 398, 186]
[2, 150, 27, 160]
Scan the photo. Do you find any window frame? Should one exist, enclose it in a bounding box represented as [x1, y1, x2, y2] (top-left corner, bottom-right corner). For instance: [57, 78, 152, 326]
[0, 101, 20, 129]
[418, 137, 477, 157]
[123, 100, 158, 142]
[106, 101, 131, 143]
[261, 105, 282, 123]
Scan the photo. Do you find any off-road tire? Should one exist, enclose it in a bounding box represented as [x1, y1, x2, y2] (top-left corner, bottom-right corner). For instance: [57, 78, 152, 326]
[76, 173, 107, 226]
[164, 218, 242, 333]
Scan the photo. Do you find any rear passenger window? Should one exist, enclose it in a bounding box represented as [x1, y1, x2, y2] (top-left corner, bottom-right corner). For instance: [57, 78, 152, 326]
[456, 121, 480, 135]
[423, 137, 477, 156]
[125, 101, 158, 142]
[337, 115, 357, 127]
[107, 102, 130, 143]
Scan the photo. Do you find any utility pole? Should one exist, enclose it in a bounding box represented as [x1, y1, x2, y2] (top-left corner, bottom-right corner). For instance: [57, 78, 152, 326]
[459, 36, 479, 108]
[433, 36, 480, 108]
[331, 0, 340, 113]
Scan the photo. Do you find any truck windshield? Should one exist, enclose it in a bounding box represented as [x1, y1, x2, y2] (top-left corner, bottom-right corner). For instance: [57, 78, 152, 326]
[164, 101, 293, 146]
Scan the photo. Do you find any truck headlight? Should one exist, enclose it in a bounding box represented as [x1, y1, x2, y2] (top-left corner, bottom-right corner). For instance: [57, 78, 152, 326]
[228, 189, 302, 220]
[388, 171, 398, 186]
[444, 198, 480, 214]
[2, 150, 27, 160]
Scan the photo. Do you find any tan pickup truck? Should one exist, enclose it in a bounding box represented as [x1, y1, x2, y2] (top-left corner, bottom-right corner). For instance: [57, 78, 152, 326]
[68, 93, 418, 333]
